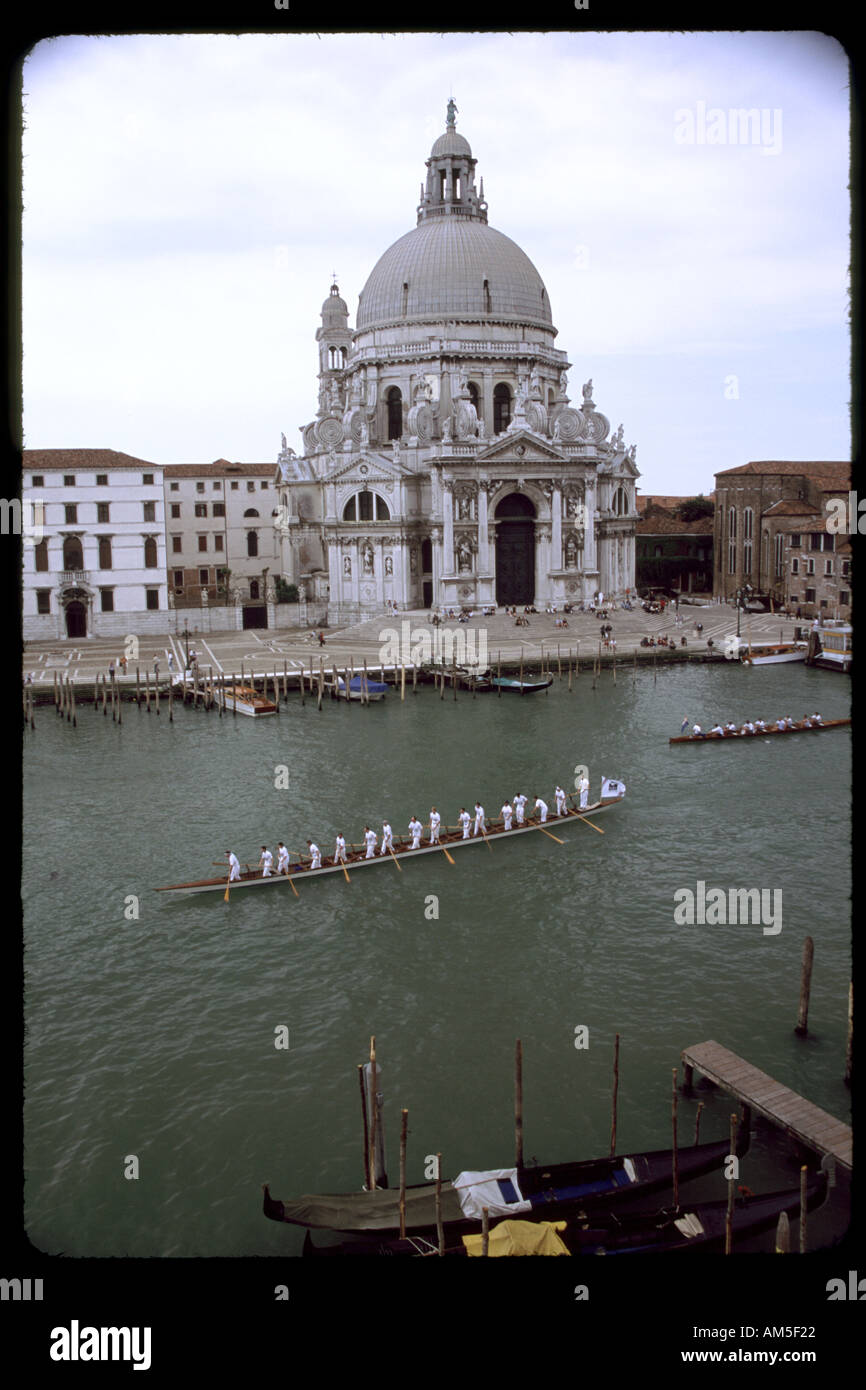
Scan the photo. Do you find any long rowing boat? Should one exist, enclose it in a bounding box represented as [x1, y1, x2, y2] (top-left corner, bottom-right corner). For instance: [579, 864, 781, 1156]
[154, 789, 626, 895]
[300, 1173, 828, 1256]
[262, 1135, 739, 1237]
[670, 718, 850, 745]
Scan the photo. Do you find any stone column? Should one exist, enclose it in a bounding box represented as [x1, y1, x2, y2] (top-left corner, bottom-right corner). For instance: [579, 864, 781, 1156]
[584, 480, 598, 570]
[482, 368, 494, 438]
[442, 480, 454, 577]
[551, 482, 562, 570]
[377, 538, 386, 608]
[477, 481, 489, 572]
[535, 524, 551, 603]
[352, 539, 360, 611]
[431, 526, 442, 607]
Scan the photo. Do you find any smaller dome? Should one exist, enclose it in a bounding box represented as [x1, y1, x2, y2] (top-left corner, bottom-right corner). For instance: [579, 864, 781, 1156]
[321, 282, 348, 322]
[430, 129, 472, 159]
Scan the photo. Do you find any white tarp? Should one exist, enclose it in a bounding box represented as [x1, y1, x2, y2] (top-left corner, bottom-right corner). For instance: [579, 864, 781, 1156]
[451, 1169, 533, 1220]
[601, 778, 626, 799]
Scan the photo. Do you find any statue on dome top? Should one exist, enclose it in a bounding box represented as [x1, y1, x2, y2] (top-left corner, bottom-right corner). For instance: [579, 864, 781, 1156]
[447, 98, 458, 127]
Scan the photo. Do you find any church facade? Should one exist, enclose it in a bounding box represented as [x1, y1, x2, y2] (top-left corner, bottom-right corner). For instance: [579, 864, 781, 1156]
[274, 104, 639, 621]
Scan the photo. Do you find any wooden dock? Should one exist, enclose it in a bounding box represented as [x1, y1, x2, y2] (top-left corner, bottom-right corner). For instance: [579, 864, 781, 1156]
[681, 1040, 852, 1171]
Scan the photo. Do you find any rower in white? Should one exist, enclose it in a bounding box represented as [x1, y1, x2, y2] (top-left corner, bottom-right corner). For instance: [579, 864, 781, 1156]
[513, 793, 527, 825]
[380, 822, 394, 855]
[501, 801, 513, 831]
[555, 785, 567, 816]
[579, 775, 590, 809]
[260, 846, 274, 877]
[277, 842, 290, 875]
[429, 808, 441, 843]
[334, 834, 347, 864]
[534, 796, 548, 823]
[364, 826, 378, 859]
[473, 802, 486, 836]
[307, 840, 322, 870]
[458, 808, 471, 839]
[409, 817, 423, 850]
[226, 850, 241, 882]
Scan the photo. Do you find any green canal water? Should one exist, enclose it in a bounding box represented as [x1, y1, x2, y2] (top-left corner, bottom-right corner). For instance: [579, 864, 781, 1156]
[22, 662, 851, 1256]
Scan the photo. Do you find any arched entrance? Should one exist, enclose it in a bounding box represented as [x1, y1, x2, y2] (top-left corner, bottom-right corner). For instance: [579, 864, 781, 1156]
[495, 493, 536, 605]
[65, 600, 87, 638]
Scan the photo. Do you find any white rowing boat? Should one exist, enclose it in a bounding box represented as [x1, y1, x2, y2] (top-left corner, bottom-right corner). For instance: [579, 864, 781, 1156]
[155, 790, 626, 896]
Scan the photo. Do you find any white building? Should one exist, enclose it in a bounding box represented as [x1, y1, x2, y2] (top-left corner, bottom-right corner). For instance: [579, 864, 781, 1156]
[163, 460, 281, 629]
[274, 103, 639, 622]
[22, 449, 167, 639]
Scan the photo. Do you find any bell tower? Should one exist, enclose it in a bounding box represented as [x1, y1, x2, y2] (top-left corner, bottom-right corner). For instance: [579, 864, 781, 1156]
[315, 280, 352, 407]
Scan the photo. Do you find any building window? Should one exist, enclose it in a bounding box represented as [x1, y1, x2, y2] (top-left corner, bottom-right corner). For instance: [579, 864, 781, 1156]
[215, 534, 224, 552]
[144, 537, 158, 568]
[840, 590, 849, 605]
[35, 538, 49, 571]
[213, 481, 220, 491]
[493, 383, 512, 433]
[774, 533, 785, 577]
[96, 474, 108, 486]
[198, 535, 207, 552]
[171, 503, 181, 518]
[358, 492, 374, 522]
[65, 504, 78, 524]
[36, 589, 51, 614]
[805, 587, 816, 603]
[387, 387, 403, 440]
[172, 536, 182, 553]
[199, 567, 209, 585]
[810, 532, 822, 550]
[791, 558, 799, 575]
[612, 487, 627, 516]
[825, 558, 833, 575]
[143, 473, 154, 485]
[790, 533, 801, 548]
[63, 475, 75, 486]
[32, 474, 44, 486]
[249, 579, 260, 600]
[213, 502, 225, 517]
[343, 496, 356, 521]
[146, 589, 159, 610]
[100, 588, 114, 612]
[62, 536, 83, 569]
[467, 382, 480, 413]
[143, 501, 156, 521]
[170, 482, 179, 492]
[806, 558, 815, 575]
[742, 507, 753, 575]
[260, 481, 268, 489]
[243, 508, 260, 518]
[173, 569, 184, 587]
[194, 503, 207, 517]
[247, 531, 259, 557]
[97, 502, 110, 523]
[728, 506, 737, 575]
[98, 537, 112, 569]
[841, 560, 850, 578]
[247, 481, 255, 492]
[196, 482, 205, 494]
[230, 481, 239, 490]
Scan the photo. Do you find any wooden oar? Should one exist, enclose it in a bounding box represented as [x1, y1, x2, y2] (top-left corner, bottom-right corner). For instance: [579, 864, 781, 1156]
[538, 826, 564, 844]
[479, 823, 493, 852]
[340, 863, 351, 883]
[286, 871, 299, 898]
[387, 846, 402, 872]
[439, 840, 456, 865]
[224, 871, 231, 903]
[575, 814, 605, 835]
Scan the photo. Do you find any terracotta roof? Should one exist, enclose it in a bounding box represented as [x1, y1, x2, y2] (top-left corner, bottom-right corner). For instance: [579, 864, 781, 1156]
[762, 498, 822, 517]
[23, 448, 160, 471]
[636, 514, 714, 536]
[773, 517, 822, 532]
[163, 461, 274, 478]
[715, 460, 850, 479]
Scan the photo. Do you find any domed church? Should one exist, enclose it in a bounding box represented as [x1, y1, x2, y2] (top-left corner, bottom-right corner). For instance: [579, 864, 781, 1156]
[274, 101, 639, 620]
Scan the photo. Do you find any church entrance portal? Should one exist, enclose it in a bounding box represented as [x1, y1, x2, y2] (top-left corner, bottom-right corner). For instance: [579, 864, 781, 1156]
[495, 493, 536, 605]
[65, 601, 87, 638]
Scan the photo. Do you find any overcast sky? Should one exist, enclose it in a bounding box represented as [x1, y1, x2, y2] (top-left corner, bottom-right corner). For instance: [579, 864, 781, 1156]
[22, 31, 849, 496]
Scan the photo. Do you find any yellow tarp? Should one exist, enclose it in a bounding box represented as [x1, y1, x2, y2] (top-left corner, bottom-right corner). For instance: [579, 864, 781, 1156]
[462, 1219, 570, 1257]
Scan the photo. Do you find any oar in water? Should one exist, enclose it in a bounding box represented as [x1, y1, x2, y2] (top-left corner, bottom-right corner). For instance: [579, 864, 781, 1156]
[538, 826, 565, 844]
[387, 846, 402, 872]
[479, 823, 493, 852]
[438, 839, 456, 865]
[575, 813, 605, 835]
[224, 870, 232, 903]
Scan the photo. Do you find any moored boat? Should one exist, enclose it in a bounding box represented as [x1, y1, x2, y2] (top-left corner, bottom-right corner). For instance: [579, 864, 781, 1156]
[670, 718, 850, 744]
[336, 674, 389, 701]
[724, 636, 808, 665]
[490, 675, 553, 694]
[155, 785, 627, 895]
[809, 623, 852, 673]
[222, 684, 278, 716]
[300, 1172, 828, 1255]
[262, 1134, 739, 1237]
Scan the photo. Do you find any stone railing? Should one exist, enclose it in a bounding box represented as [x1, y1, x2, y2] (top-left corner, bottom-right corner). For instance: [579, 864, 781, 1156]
[61, 570, 90, 584]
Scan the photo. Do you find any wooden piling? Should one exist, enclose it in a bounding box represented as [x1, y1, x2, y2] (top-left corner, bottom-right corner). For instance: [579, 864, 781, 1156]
[53, 670, 59, 712]
[169, 674, 174, 722]
[102, 672, 108, 716]
[845, 981, 853, 1086]
[671, 1068, 679, 1207]
[400, 663, 405, 701]
[363, 658, 369, 706]
[155, 670, 160, 716]
[368, 1036, 378, 1191]
[145, 670, 151, 713]
[358, 1065, 371, 1190]
[497, 651, 501, 697]
[231, 674, 237, 716]
[609, 1033, 620, 1157]
[113, 671, 120, 724]
[283, 660, 287, 702]
[452, 653, 457, 701]
[412, 661, 417, 695]
[775, 1211, 790, 1253]
[724, 1113, 738, 1254]
[514, 1038, 524, 1168]
[399, 1108, 408, 1239]
[557, 643, 561, 680]
[435, 1153, 444, 1256]
[795, 936, 814, 1036]
[799, 1165, 808, 1253]
[519, 647, 523, 690]
[567, 656, 573, 691]
[481, 1206, 490, 1257]
[71, 679, 77, 728]
[135, 666, 141, 707]
[693, 1101, 704, 1146]
[300, 664, 305, 706]
[317, 658, 323, 711]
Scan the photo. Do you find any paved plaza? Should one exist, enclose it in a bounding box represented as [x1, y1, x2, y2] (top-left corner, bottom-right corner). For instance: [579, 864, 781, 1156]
[23, 602, 807, 685]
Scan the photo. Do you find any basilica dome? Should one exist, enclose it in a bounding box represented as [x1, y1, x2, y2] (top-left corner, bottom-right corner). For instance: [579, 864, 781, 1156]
[355, 108, 554, 335]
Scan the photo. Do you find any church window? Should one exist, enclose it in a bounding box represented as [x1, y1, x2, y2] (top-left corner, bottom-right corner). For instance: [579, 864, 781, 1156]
[250, 580, 260, 600]
[244, 508, 260, 518]
[467, 382, 480, 412]
[340, 347, 347, 367]
[612, 487, 627, 516]
[247, 531, 259, 558]
[439, 171, 446, 200]
[454, 172, 461, 200]
[493, 383, 512, 433]
[342, 492, 390, 522]
[387, 387, 403, 440]
[342, 496, 357, 521]
[376, 495, 390, 520]
[401, 282, 409, 316]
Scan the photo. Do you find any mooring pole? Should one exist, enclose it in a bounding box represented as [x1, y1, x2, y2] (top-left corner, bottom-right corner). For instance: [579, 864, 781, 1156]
[399, 1108, 408, 1239]
[795, 936, 814, 1036]
[724, 1114, 738, 1254]
[609, 1033, 620, 1157]
[515, 1038, 524, 1169]
[671, 1068, 679, 1207]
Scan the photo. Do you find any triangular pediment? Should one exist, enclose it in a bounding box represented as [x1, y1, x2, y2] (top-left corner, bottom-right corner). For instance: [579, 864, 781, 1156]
[475, 430, 566, 465]
[607, 453, 640, 479]
[319, 451, 413, 484]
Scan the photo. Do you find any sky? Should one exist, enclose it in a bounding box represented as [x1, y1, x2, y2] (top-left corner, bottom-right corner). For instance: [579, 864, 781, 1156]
[21, 30, 850, 497]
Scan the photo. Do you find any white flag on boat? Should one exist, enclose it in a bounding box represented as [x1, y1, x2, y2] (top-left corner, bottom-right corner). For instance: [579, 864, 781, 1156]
[601, 778, 626, 799]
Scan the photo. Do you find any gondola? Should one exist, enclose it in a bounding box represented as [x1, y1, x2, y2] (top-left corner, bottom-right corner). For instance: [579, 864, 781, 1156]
[670, 717, 850, 744]
[155, 786, 626, 896]
[489, 676, 554, 694]
[300, 1172, 828, 1255]
[262, 1134, 739, 1237]
[336, 674, 389, 701]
